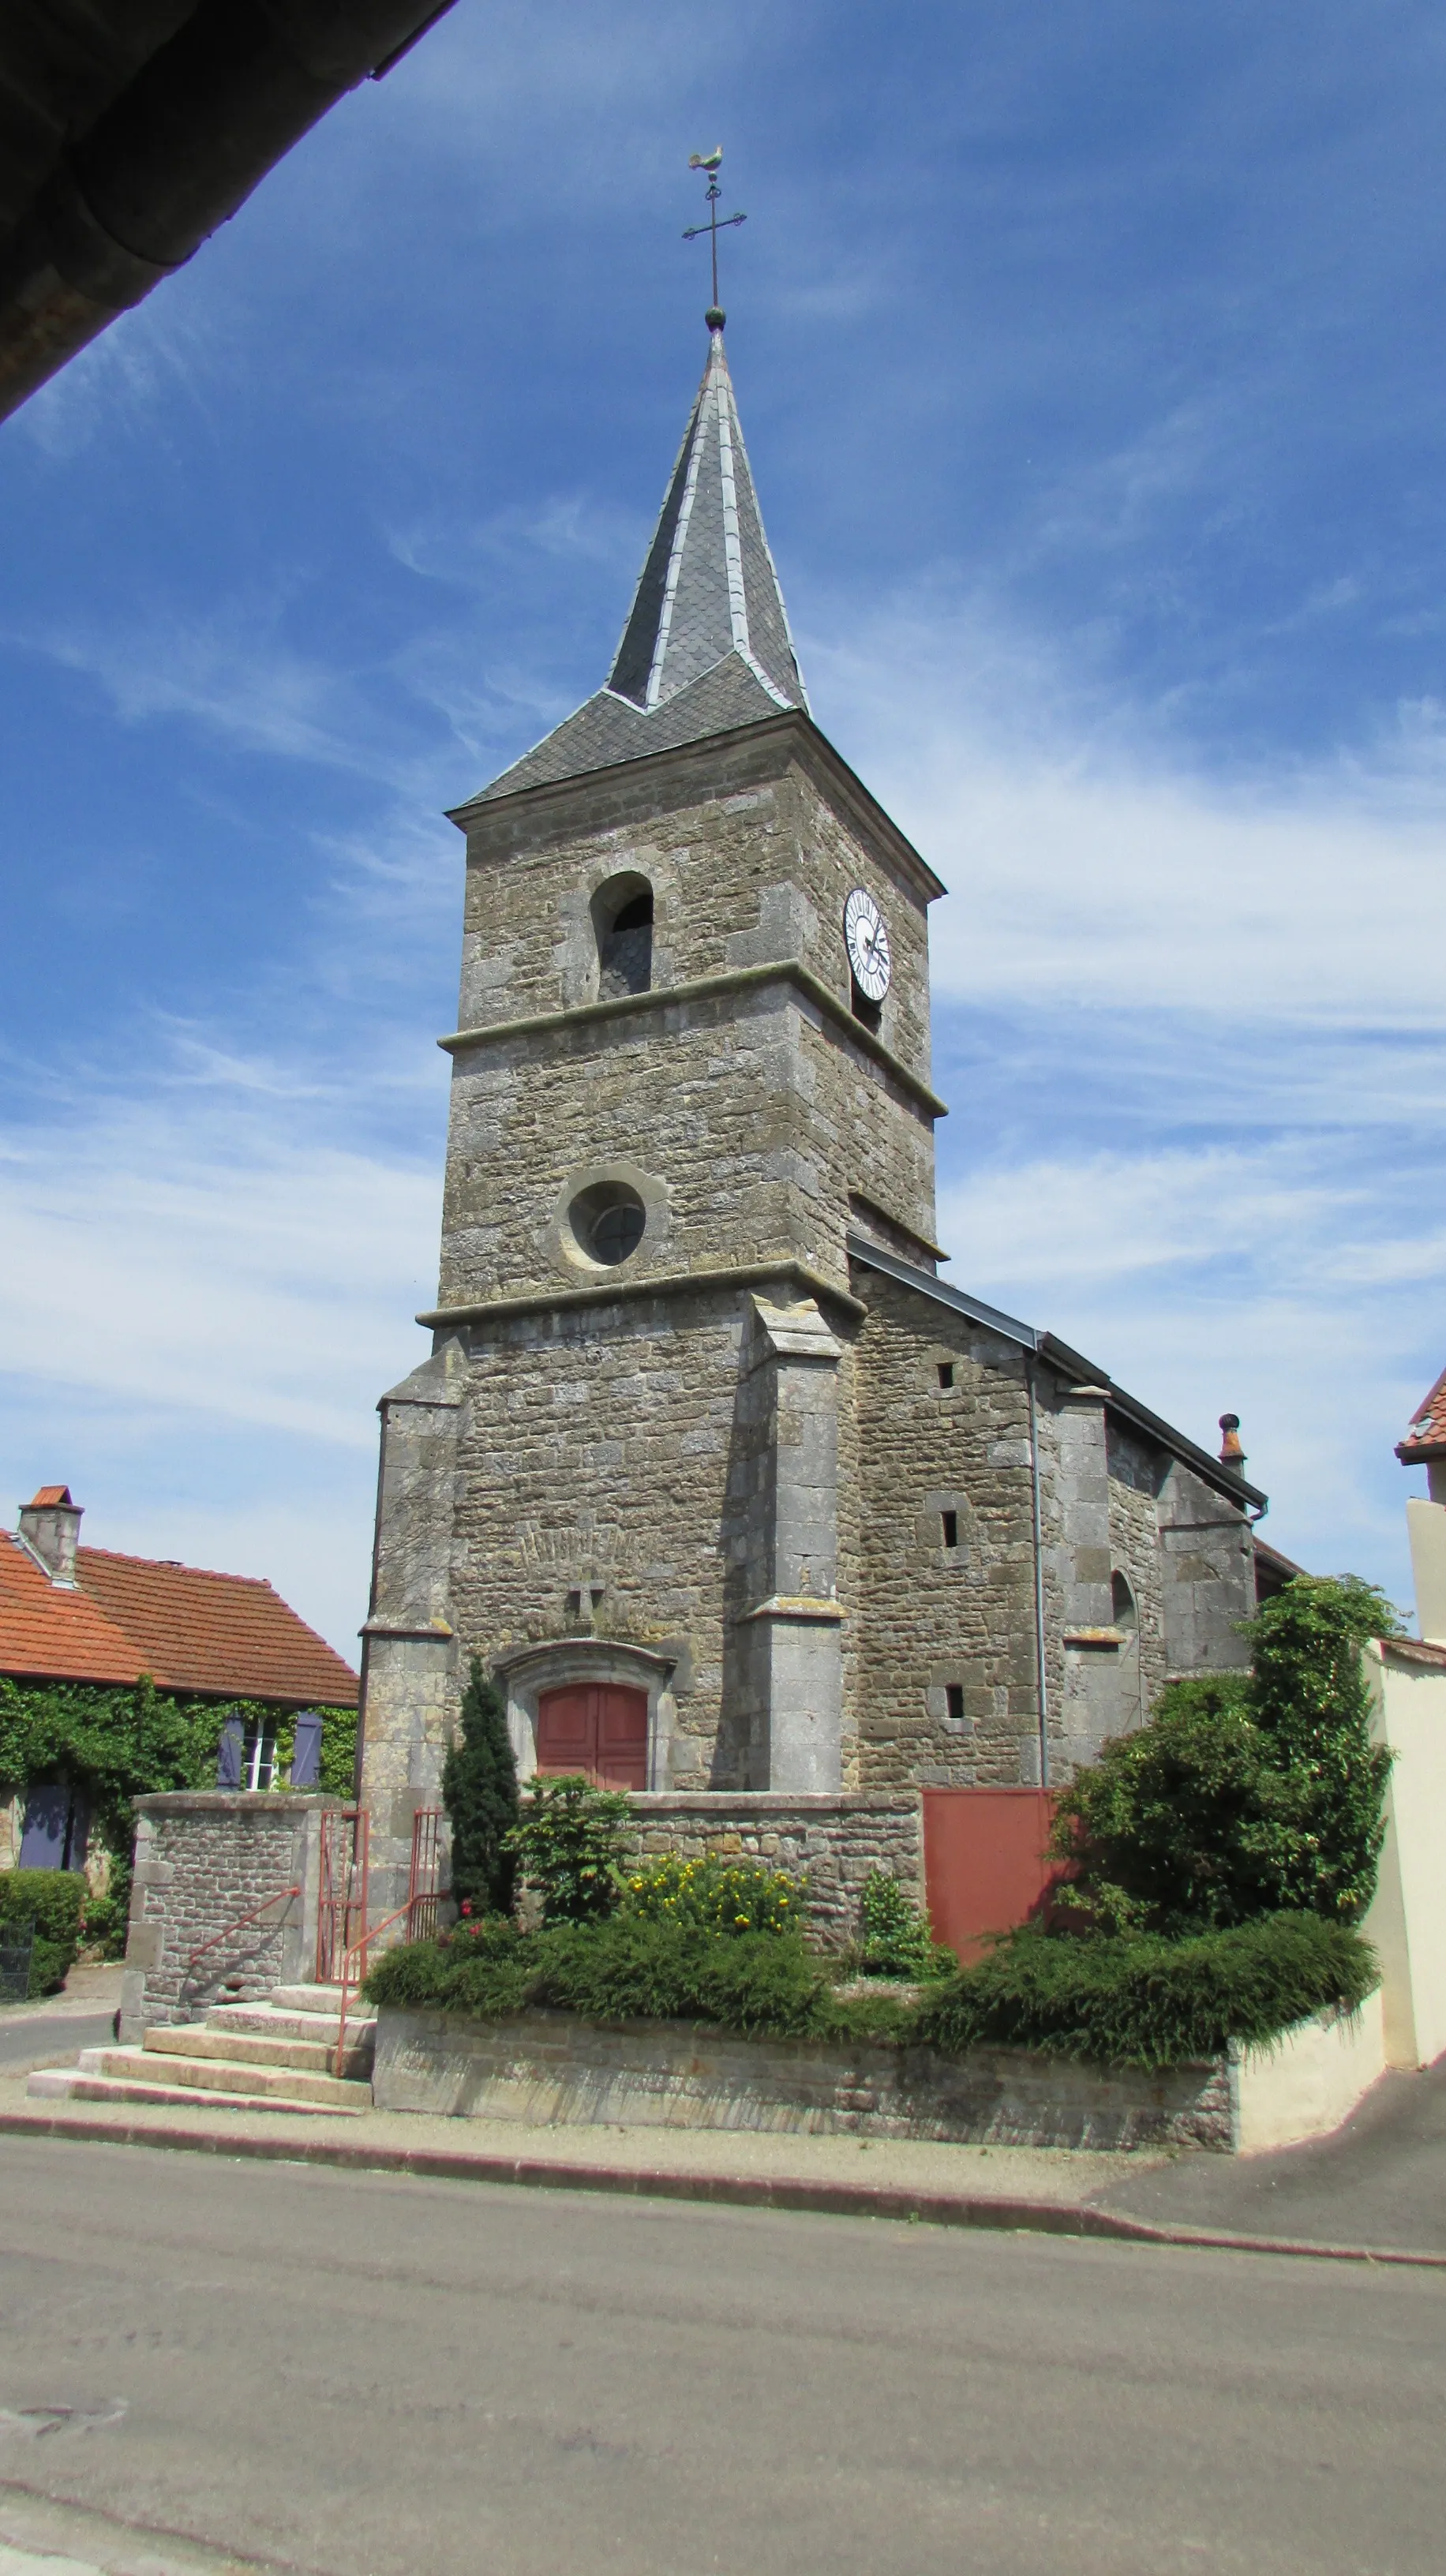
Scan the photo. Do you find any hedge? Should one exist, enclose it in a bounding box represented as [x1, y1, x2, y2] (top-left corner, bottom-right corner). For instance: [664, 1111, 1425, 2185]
[364, 1908, 1378, 2069]
[0, 1868, 87, 1998]
[913, 1915, 1378, 2070]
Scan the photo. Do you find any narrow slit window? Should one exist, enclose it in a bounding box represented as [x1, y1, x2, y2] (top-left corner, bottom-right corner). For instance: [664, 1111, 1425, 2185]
[946, 1683, 965, 1725]
[941, 1510, 959, 1550]
[937, 1362, 954, 1389]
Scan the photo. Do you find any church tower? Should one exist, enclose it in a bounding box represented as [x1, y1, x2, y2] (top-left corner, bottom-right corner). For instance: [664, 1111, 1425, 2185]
[358, 313, 949, 1896]
[357, 304, 1264, 1914]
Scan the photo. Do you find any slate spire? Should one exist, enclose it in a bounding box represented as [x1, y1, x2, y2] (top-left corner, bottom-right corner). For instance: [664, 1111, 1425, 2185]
[608, 324, 807, 717]
[467, 324, 807, 807]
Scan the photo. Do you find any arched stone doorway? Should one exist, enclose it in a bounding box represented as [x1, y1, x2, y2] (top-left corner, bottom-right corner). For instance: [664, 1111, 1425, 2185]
[493, 1640, 679, 1790]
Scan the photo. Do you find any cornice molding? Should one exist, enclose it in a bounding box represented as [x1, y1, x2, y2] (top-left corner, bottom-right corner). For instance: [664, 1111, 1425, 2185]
[418, 1255, 867, 1335]
[438, 957, 948, 1120]
[448, 705, 947, 908]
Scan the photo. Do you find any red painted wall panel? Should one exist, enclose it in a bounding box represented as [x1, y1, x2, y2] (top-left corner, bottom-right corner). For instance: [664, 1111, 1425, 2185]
[922, 1788, 1066, 1962]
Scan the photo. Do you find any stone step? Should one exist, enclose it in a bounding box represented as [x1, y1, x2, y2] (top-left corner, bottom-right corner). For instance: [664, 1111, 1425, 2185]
[268, 1984, 357, 2016]
[76, 2046, 370, 2111]
[205, 2003, 375, 2051]
[27, 2067, 362, 2117]
[145, 2025, 373, 2080]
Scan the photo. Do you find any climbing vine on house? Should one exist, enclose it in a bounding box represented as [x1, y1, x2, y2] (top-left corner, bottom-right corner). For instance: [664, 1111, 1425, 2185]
[0, 1676, 358, 1868]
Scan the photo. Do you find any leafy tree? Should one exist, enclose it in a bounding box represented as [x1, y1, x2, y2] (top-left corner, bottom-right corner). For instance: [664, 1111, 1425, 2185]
[441, 1657, 520, 1915]
[1053, 1576, 1398, 1933]
[1248, 1575, 1396, 1921]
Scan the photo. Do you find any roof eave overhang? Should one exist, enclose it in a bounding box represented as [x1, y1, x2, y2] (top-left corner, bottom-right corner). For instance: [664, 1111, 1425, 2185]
[447, 705, 948, 908]
[1396, 1440, 1446, 1467]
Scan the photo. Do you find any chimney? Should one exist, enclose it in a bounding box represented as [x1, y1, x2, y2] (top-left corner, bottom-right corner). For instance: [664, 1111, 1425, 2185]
[1218, 1414, 1246, 1477]
[17, 1485, 83, 1586]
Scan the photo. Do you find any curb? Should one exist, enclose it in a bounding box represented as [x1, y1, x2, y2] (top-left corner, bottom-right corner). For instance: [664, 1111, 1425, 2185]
[1, 2108, 1441, 2270]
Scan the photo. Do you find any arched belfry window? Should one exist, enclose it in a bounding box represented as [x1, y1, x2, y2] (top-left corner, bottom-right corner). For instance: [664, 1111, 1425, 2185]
[593, 874, 654, 999]
[1111, 1571, 1138, 1632]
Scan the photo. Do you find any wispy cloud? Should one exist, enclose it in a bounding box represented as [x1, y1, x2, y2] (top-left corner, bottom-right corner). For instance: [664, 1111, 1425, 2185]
[807, 593, 1446, 1027]
[0, 1054, 442, 1653]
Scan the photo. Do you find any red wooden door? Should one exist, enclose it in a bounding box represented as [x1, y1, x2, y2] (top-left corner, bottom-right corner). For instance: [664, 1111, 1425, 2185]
[536, 1685, 648, 1789]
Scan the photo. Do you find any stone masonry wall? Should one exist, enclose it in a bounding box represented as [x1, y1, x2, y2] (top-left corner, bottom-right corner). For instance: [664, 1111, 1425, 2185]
[1106, 1417, 1171, 1724]
[848, 1270, 1045, 1788]
[119, 1793, 337, 2040]
[373, 2005, 1234, 2153]
[436, 725, 941, 1323]
[437, 976, 935, 1315]
[625, 1789, 923, 1949]
[454, 727, 936, 1096]
[1157, 1458, 1257, 1676]
[446, 1285, 751, 1788]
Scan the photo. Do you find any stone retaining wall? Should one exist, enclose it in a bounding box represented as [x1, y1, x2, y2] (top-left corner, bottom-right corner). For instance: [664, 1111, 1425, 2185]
[373, 2005, 1232, 2153]
[120, 1792, 339, 2042]
[625, 1791, 923, 1949]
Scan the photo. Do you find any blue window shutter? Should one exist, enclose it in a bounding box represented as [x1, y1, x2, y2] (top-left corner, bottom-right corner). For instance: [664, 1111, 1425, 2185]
[216, 1713, 244, 1788]
[290, 1711, 323, 1789]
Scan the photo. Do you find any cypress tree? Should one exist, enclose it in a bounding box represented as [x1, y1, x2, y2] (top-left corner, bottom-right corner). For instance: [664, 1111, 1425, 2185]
[441, 1657, 520, 1915]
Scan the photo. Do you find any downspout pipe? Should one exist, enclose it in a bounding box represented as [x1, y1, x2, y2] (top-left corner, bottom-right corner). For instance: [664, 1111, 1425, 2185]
[1026, 1355, 1049, 1789]
[0, 0, 458, 425]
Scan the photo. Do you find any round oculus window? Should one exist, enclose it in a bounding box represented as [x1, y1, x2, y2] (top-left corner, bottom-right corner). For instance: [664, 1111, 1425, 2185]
[568, 1180, 646, 1267]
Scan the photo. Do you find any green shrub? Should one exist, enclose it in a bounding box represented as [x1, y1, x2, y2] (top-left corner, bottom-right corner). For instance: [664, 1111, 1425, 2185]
[79, 1853, 131, 1963]
[505, 1774, 632, 1923]
[617, 1855, 805, 1937]
[915, 1914, 1377, 2070]
[1248, 1576, 1396, 1921]
[0, 1869, 87, 1997]
[854, 1870, 955, 1979]
[1054, 1577, 1398, 1934]
[442, 1658, 519, 1916]
[365, 1915, 839, 2037]
[366, 1904, 1377, 2068]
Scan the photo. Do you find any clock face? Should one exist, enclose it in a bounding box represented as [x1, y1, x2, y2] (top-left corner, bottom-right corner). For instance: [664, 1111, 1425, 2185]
[844, 887, 891, 1002]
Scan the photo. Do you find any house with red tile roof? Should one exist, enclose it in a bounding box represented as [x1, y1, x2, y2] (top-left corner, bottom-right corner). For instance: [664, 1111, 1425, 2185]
[1398, 1368, 1446, 1647]
[1396, 1365, 1446, 1502]
[1, 1486, 358, 1870]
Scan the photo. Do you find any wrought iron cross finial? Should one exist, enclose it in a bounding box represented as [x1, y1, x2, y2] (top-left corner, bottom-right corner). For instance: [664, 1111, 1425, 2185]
[684, 148, 746, 331]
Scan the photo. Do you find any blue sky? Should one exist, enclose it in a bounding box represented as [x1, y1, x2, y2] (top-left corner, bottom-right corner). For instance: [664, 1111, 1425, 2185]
[2, 0, 1444, 1657]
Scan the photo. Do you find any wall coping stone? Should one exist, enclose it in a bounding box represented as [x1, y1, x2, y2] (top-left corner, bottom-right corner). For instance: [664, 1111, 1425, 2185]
[132, 1792, 345, 1818]
[626, 1792, 917, 1815]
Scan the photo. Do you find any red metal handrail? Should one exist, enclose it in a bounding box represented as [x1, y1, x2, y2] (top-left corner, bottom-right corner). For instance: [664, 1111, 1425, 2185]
[322, 1808, 445, 2077]
[332, 1895, 416, 2078]
[184, 1884, 302, 1979]
[315, 1806, 369, 1983]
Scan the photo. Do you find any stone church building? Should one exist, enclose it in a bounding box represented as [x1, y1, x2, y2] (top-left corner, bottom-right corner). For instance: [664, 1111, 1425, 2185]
[356, 318, 1276, 1914]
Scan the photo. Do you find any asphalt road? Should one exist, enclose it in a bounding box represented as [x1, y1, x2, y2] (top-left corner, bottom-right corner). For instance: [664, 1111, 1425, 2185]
[1100, 2054, 1446, 2253]
[0, 2012, 115, 2074]
[0, 2135, 1440, 2576]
